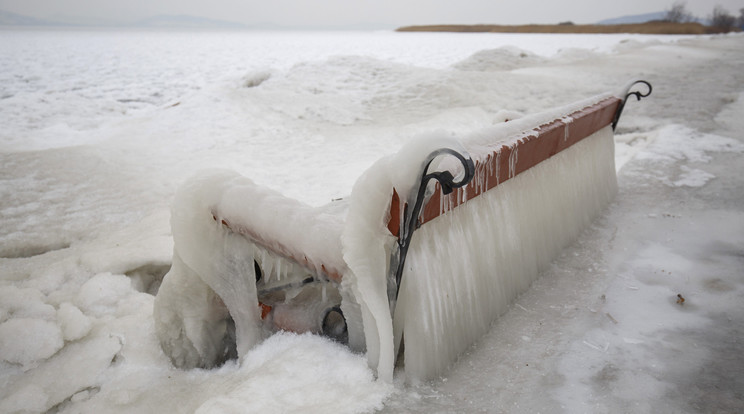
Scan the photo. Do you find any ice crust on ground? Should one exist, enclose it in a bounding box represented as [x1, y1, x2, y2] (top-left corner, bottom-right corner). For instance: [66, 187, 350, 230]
[193, 333, 392, 414]
[1, 31, 743, 413]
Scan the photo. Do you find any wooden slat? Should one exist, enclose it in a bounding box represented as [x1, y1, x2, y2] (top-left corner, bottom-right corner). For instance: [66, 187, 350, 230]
[212, 213, 345, 283]
[211, 97, 621, 279]
[387, 97, 620, 237]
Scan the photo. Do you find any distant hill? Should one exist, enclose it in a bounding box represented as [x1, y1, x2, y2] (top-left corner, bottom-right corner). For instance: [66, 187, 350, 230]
[598, 12, 667, 25]
[0, 9, 246, 28]
[135, 15, 246, 29]
[0, 10, 392, 30]
[0, 9, 63, 26]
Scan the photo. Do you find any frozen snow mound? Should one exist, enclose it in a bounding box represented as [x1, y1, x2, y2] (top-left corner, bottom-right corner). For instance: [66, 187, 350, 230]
[453, 47, 545, 71]
[154, 80, 651, 383]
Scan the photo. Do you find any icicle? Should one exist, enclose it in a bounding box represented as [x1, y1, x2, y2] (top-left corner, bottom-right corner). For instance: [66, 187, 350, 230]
[562, 116, 574, 142]
[264, 254, 275, 282]
[494, 150, 501, 186]
[439, 187, 446, 216]
[276, 256, 283, 281]
[395, 126, 617, 381]
[508, 144, 519, 178]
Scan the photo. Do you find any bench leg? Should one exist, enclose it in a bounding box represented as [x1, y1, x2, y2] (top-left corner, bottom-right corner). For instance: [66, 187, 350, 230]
[154, 253, 234, 368]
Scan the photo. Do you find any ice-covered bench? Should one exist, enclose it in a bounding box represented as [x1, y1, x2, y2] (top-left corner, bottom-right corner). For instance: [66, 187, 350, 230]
[153, 80, 651, 383]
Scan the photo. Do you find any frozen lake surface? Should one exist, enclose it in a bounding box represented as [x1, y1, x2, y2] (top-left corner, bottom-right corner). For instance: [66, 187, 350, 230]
[1, 29, 743, 413]
[0, 29, 692, 152]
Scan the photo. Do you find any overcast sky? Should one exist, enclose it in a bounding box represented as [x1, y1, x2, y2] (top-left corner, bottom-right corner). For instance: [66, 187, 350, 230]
[1, 0, 741, 27]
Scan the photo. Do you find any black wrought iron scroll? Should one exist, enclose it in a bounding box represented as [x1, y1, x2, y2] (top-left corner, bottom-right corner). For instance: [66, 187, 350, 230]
[612, 80, 652, 131]
[388, 147, 476, 310]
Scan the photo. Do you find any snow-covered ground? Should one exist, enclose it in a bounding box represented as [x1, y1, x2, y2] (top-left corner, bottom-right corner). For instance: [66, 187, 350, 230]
[1, 30, 743, 413]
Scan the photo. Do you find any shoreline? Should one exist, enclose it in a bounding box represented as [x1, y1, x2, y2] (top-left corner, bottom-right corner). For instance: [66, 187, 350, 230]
[396, 21, 728, 35]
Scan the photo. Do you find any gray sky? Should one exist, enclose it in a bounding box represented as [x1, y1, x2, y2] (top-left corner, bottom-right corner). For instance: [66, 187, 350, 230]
[1, 0, 742, 27]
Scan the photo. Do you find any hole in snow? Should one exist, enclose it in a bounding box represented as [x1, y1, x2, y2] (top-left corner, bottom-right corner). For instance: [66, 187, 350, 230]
[321, 306, 348, 344]
[219, 316, 238, 365]
[242, 70, 271, 88]
[125, 263, 171, 295]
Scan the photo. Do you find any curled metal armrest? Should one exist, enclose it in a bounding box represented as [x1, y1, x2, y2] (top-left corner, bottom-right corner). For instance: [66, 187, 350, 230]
[612, 80, 652, 131]
[388, 147, 476, 309]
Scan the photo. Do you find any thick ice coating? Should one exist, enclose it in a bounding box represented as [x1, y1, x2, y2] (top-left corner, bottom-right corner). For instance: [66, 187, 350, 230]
[155, 93, 619, 383]
[154, 171, 349, 368]
[393, 126, 617, 380]
[341, 132, 471, 382]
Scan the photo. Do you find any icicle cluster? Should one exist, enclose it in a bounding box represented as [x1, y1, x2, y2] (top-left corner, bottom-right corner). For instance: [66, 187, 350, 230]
[393, 127, 617, 380]
[154, 95, 619, 384]
[154, 171, 351, 369]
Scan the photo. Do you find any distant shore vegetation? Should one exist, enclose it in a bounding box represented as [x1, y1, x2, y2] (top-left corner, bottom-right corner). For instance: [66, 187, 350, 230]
[398, 2, 744, 35]
[396, 21, 712, 35]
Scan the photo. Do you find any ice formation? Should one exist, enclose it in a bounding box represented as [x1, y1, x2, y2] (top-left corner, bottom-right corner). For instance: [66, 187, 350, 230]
[344, 96, 619, 381]
[393, 126, 616, 379]
[154, 171, 350, 368]
[155, 91, 620, 383]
